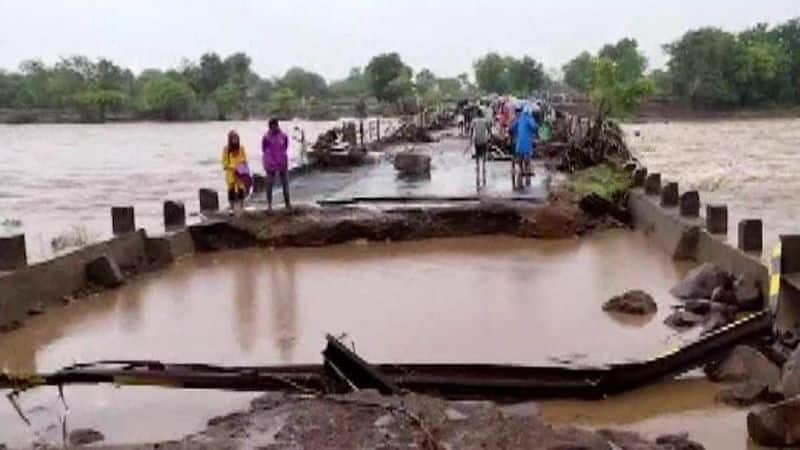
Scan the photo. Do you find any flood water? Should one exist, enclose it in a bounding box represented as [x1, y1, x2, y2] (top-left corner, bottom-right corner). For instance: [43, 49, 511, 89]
[0, 119, 395, 262]
[0, 231, 699, 447]
[541, 378, 762, 450]
[625, 118, 800, 255]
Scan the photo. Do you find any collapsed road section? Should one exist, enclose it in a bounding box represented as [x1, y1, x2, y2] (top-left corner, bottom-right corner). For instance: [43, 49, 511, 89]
[1, 311, 770, 405]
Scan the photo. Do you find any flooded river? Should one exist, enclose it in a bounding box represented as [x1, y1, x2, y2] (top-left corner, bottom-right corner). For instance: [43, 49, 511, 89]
[0, 231, 701, 447]
[625, 118, 800, 254]
[0, 119, 395, 263]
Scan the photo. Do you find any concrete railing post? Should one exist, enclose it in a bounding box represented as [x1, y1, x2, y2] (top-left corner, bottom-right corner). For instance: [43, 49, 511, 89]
[781, 235, 800, 275]
[680, 191, 700, 218]
[661, 182, 679, 207]
[376, 119, 381, 141]
[164, 200, 186, 230]
[111, 207, 135, 235]
[738, 219, 763, 253]
[706, 205, 728, 234]
[633, 168, 648, 187]
[0, 234, 27, 271]
[645, 173, 661, 196]
[199, 189, 220, 212]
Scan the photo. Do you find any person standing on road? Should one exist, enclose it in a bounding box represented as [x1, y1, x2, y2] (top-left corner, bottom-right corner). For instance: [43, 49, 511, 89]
[471, 109, 492, 188]
[509, 106, 538, 188]
[221, 130, 250, 212]
[262, 118, 291, 211]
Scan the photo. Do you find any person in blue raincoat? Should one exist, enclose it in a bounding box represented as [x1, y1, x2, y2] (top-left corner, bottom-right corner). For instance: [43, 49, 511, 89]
[509, 105, 538, 187]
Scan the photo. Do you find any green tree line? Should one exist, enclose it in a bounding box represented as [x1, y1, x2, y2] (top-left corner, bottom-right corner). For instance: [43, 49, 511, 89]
[0, 52, 481, 122]
[563, 17, 800, 109]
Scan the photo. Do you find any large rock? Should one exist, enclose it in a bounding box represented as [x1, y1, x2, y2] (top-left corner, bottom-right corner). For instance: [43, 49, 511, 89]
[683, 299, 713, 315]
[777, 346, 800, 399]
[86, 255, 125, 288]
[706, 345, 781, 385]
[735, 276, 763, 311]
[670, 263, 733, 300]
[69, 428, 105, 446]
[664, 310, 705, 329]
[393, 152, 431, 176]
[710, 285, 737, 306]
[603, 290, 657, 315]
[748, 397, 800, 447]
[717, 380, 769, 407]
[519, 201, 582, 239]
[655, 433, 705, 450]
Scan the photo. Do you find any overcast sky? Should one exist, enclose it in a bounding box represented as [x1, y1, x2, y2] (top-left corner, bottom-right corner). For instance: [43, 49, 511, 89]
[1, 0, 797, 80]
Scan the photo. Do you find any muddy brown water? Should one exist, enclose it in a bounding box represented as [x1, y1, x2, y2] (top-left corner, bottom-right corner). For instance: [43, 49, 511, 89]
[0, 231, 730, 448]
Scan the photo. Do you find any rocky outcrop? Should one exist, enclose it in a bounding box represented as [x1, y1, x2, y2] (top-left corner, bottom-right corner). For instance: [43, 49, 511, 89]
[670, 263, 733, 300]
[706, 346, 781, 385]
[655, 433, 705, 450]
[69, 428, 105, 446]
[748, 396, 800, 447]
[664, 310, 705, 329]
[603, 290, 657, 315]
[717, 380, 769, 407]
[777, 346, 800, 399]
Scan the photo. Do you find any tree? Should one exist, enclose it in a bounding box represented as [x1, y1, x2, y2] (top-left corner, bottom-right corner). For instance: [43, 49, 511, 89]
[562, 52, 595, 93]
[506, 56, 546, 96]
[437, 77, 463, 99]
[649, 69, 673, 98]
[473, 53, 508, 93]
[731, 24, 791, 106]
[272, 87, 297, 118]
[143, 77, 196, 120]
[664, 28, 739, 107]
[773, 18, 800, 101]
[598, 38, 647, 84]
[213, 82, 239, 120]
[415, 68, 437, 96]
[280, 67, 328, 99]
[198, 53, 227, 97]
[224, 52, 255, 116]
[590, 57, 653, 119]
[365, 53, 413, 104]
[329, 67, 368, 98]
[0, 71, 22, 107]
[74, 88, 126, 121]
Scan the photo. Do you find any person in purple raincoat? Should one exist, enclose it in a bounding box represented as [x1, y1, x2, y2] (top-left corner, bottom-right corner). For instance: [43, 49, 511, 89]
[262, 118, 291, 211]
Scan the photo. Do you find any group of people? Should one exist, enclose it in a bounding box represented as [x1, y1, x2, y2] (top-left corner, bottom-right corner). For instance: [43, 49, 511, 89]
[468, 98, 546, 189]
[222, 118, 292, 213]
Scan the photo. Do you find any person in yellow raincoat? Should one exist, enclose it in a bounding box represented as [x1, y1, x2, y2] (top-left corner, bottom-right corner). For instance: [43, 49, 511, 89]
[221, 130, 248, 211]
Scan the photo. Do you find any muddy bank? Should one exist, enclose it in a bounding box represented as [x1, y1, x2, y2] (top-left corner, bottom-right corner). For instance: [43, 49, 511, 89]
[85, 390, 704, 450]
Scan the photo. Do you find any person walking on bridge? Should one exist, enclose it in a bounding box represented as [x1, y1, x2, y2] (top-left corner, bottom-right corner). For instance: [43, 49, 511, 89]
[471, 109, 492, 189]
[262, 118, 292, 211]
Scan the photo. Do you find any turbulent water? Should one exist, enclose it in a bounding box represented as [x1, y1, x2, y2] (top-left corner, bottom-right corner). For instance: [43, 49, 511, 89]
[0, 119, 395, 262]
[624, 118, 800, 254]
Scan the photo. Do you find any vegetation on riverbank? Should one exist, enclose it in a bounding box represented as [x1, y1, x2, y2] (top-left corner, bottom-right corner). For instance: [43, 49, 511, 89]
[567, 164, 632, 202]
